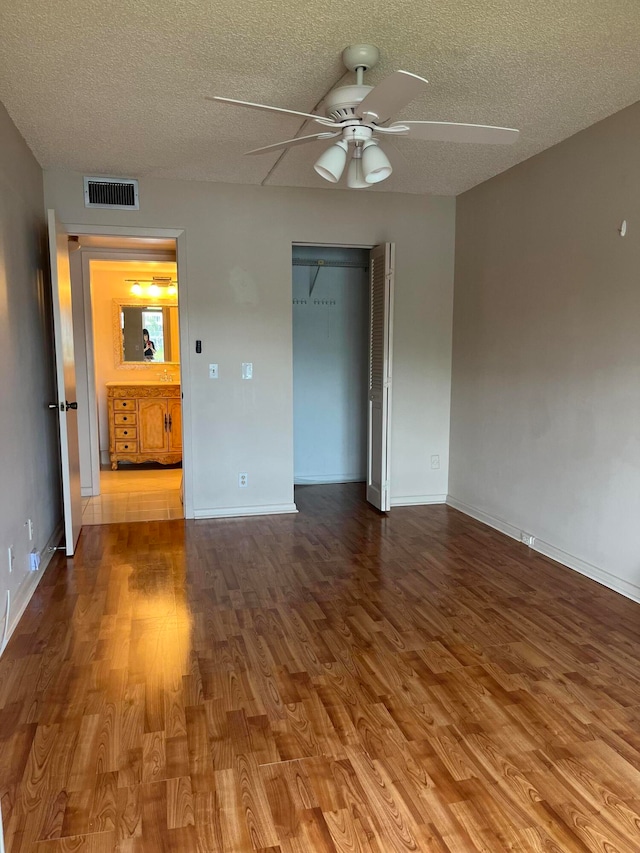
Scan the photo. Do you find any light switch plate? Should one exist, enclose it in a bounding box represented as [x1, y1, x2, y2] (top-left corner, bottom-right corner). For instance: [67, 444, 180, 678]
[242, 362, 253, 380]
[209, 363, 218, 379]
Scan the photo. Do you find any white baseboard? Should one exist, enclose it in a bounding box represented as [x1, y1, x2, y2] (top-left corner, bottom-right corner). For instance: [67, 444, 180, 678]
[294, 475, 364, 485]
[532, 539, 640, 605]
[446, 495, 640, 606]
[1, 521, 63, 657]
[81, 486, 94, 497]
[193, 503, 298, 519]
[446, 496, 522, 540]
[391, 493, 447, 507]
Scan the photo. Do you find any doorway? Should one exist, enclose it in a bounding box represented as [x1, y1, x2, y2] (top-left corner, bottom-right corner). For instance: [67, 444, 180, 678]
[69, 238, 184, 524]
[292, 245, 370, 493]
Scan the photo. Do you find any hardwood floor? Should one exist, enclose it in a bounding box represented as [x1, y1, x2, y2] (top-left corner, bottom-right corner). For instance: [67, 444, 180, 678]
[2, 483, 640, 852]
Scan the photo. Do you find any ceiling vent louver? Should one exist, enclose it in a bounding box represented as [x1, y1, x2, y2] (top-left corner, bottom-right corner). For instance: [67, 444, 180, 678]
[83, 176, 139, 209]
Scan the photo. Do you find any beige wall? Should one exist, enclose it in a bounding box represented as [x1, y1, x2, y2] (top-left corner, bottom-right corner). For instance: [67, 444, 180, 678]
[88, 260, 178, 462]
[0, 102, 61, 645]
[450, 100, 640, 602]
[44, 172, 456, 515]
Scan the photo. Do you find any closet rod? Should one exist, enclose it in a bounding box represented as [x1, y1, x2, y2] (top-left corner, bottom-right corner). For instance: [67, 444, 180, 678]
[292, 259, 369, 269]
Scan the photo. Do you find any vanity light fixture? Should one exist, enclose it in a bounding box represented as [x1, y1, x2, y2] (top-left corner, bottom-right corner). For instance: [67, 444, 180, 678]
[126, 279, 178, 297]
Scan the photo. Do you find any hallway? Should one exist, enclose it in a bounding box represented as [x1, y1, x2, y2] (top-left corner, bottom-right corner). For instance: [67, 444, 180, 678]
[82, 466, 183, 525]
[1, 485, 640, 851]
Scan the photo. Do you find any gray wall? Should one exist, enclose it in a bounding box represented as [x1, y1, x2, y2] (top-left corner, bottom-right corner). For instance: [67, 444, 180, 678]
[450, 100, 640, 601]
[44, 172, 455, 514]
[0, 102, 61, 645]
[293, 246, 369, 484]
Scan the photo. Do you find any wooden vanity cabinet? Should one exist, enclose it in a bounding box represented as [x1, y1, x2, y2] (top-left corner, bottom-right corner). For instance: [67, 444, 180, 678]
[107, 382, 182, 469]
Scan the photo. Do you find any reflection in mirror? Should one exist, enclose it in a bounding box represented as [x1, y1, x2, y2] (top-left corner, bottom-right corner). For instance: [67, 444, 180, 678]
[113, 300, 180, 367]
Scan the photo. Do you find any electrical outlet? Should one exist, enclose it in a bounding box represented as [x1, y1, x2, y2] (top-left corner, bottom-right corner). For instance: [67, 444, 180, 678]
[29, 550, 40, 572]
[521, 531, 535, 547]
[430, 454, 440, 470]
[241, 362, 253, 380]
[7, 546, 14, 574]
[238, 472, 248, 488]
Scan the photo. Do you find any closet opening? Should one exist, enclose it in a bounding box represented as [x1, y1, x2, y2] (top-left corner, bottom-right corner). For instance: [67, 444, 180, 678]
[292, 245, 370, 504]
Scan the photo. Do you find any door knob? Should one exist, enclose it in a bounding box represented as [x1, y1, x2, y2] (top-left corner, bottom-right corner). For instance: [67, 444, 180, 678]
[65, 401, 78, 411]
[48, 403, 62, 411]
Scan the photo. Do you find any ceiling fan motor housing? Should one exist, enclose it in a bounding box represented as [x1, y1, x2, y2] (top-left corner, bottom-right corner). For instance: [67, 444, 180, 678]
[324, 85, 373, 121]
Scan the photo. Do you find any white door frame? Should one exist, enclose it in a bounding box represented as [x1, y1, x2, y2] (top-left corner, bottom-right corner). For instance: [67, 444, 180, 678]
[62, 224, 194, 519]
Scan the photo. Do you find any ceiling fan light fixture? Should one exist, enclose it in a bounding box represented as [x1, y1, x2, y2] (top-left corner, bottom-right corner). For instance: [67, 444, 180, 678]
[362, 139, 392, 184]
[314, 139, 348, 183]
[346, 149, 370, 189]
[214, 44, 519, 189]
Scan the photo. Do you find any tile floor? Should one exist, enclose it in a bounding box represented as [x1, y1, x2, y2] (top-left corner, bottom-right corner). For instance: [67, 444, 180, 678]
[81, 466, 183, 525]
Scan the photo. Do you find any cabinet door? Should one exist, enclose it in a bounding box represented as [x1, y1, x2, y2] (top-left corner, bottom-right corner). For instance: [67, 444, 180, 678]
[168, 399, 182, 452]
[138, 399, 168, 452]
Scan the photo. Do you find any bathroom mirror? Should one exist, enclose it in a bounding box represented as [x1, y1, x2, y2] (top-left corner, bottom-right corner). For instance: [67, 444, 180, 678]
[113, 300, 180, 368]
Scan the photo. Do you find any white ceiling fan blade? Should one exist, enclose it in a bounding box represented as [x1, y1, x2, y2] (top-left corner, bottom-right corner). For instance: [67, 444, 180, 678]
[355, 70, 429, 123]
[245, 132, 340, 155]
[390, 121, 520, 144]
[206, 96, 337, 127]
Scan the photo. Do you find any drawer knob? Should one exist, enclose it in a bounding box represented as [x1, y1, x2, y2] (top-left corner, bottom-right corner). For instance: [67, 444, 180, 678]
[123, 417, 128, 421]
[124, 430, 128, 435]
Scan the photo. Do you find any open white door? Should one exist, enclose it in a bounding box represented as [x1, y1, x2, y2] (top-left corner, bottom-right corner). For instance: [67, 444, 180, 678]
[367, 242, 394, 511]
[47, 210, 83, 555]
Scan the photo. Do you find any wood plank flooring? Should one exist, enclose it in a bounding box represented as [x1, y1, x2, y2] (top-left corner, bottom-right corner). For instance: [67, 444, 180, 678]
[2, 483, 640, 851]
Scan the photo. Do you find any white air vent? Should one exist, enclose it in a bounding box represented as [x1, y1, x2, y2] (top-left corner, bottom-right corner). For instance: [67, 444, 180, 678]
[84, 176, 139, 209]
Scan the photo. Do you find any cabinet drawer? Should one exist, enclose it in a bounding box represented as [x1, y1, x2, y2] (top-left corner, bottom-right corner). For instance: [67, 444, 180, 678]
[114, 413, 137, 425]
[115, 426, 137, 439]
[114, 399, 136, 411]
[115, 440, 138, 453]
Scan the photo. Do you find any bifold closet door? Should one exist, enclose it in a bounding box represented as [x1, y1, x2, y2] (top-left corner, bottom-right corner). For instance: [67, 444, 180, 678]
[366, 242, 394, 512]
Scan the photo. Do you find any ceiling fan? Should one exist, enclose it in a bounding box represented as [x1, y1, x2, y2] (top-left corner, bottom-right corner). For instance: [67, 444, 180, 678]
[207, 45, 520, 188]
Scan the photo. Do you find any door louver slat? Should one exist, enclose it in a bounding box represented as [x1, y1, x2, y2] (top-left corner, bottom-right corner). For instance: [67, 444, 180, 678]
[369, 254, 386, 392]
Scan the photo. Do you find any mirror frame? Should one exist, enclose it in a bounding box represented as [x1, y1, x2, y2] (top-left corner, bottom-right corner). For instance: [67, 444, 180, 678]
[112, 298, 180, 369]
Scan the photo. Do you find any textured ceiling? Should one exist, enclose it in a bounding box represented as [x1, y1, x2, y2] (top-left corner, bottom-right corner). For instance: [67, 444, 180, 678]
[1, 0, 639, 195]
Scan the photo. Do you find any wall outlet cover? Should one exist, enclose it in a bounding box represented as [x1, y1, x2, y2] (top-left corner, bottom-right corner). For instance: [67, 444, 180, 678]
[239, 472, 248, 488]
